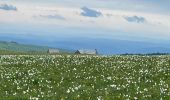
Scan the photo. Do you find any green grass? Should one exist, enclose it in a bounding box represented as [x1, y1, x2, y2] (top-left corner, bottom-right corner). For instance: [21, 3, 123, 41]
[0, 55, 169, 99]
[0, 41, 49, 53]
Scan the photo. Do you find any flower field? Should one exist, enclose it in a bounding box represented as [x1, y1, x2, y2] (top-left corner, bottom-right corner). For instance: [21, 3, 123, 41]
[0, 55, 170, 100]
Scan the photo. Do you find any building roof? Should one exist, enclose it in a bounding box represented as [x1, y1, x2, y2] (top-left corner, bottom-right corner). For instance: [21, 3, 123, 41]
[75, 49, 98, 55]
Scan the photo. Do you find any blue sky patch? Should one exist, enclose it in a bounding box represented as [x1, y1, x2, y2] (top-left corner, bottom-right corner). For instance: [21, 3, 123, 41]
[81, 7, 102, 17]
[124, 16, 146, 23]
[0, 4, 17, 11]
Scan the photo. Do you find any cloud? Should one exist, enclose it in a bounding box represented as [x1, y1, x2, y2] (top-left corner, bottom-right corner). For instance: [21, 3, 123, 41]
[81, 7, 102, 17]
[124, 16, 146, 23]
[0, 4, 17, 11]
[39, 14, 65, 20]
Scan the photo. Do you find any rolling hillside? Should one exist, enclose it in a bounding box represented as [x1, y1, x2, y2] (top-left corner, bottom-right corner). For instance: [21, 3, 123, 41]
[0, 41, 73, 54]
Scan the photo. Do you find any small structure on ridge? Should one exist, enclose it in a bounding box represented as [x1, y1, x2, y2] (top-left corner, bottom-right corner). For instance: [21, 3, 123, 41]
[75, 49, 98, 55]
[47, 48, 59, 54]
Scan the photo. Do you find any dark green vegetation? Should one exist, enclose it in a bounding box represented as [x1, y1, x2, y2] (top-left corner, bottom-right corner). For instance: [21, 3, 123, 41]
[0, 41, 73, 54]
[0, 55, 169, 99]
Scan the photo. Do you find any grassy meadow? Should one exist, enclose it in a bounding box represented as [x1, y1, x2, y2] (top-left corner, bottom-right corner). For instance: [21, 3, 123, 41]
[0, 55, 169, 99]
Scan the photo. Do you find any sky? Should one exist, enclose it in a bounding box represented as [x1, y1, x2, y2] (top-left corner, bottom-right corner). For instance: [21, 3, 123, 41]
[0, 0, 170, 54]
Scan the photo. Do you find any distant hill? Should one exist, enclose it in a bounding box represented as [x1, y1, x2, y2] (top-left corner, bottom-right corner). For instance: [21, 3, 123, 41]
[0, 41, 73, 54]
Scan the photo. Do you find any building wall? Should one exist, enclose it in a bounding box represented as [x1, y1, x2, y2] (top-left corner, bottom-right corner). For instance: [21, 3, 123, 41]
[48, 49, 59, 53]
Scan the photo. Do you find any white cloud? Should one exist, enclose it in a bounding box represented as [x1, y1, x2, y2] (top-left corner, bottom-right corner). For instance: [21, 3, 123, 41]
[36, 14, 65, 20]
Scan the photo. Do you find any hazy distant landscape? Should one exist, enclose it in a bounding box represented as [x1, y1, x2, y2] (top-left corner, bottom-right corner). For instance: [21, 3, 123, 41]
[1, 33, 170, 55]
